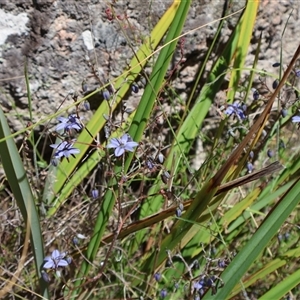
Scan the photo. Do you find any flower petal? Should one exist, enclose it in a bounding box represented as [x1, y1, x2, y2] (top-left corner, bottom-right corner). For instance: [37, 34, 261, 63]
[120, 134, 129, 144]
[292, 116, 300, 123]
[115, 147, 125, 157]
[57, 259, 69, 267]
[52, 250, 61, 259]
[106, 138, 120, 148]
[43, 260, 55, 269]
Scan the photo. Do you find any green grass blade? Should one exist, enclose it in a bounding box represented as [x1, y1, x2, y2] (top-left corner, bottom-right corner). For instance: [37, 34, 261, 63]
[227, 0, 259, 102]
[70, 1, 189, 296]
[259, 268, 300, 300]
[0, 108, 49, 298]
[203, 177, 300, 299]
[133, 2, 249, 251]
[45, 0, 181, 215]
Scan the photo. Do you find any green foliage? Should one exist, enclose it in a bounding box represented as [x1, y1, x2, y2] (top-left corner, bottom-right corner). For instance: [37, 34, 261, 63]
[1, 1, 300, 299]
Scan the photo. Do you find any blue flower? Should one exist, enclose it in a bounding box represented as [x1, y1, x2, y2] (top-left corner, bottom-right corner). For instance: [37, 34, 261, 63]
[154, 272, 161, 282]
[102, 89, 111, 100]
[106, 134, 138, 157]
[292, 115, 300, 123]
[56, 114, 83, 133]
[194, 279, 205, 291]
[50, 140, 80, 164]
[224, 101, 246, 120]
[246, 162, 253, 173]
[160, 289, 167, 298]
[92, 189, 99, 199]
[43, 250, 70, 269]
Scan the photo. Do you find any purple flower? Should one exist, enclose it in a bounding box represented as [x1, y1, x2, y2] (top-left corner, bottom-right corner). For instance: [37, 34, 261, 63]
[295, 69, 300, 77]
[56, 114, 83, 133]
[154, 272, 161, 282]
[43, 250, 70, 269]
[247, 162, 253, 173]
[146, 158, 155, 170]
[106, 134, 138, 157]
[102, 89, 110, 100]
[194, 280, 205, 291]
[50, 140, 80, 163]
[292, 115, 300, 123]
[92, 189, 99, 199]
[224, 101, 246, 120]
[160, 289, 167, 298]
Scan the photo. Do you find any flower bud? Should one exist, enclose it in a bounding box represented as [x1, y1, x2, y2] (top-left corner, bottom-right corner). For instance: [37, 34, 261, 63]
[247, 162, 253, 173]
[253, 89, 259, 101]
[131, 83, 139, 93]
[267, 149, 274, 158]
[102, 89, 110, 100]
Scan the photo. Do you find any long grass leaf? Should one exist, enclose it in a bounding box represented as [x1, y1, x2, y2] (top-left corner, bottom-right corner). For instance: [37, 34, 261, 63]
[0, 108, 49, 298]
[203, 177, 300, 299]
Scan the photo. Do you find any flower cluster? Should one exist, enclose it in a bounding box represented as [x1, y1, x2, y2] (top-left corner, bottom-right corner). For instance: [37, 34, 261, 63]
[50, 114, 83, 165]
[193, 275, 217, 296]
[224, 101, 246, 121]
[50, 140, 80, 165]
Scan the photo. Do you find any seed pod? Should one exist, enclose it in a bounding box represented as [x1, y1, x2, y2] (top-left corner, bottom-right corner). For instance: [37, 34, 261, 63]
[279, 139, 286, 149]
[131, 83, 139, 93]
[41, 270, 50, 283]
[146, 158, 155, 170]
[83, 101, 90, 110]
[249, 151, 254, 159]
[253, 89, 259, 100]
[104, 125, 110, 139]
[82, 81, 88, 93]
[272, 79, 279, 90]
[281, 109, 288, 118]
[161, 170, 171, 184]
[272, 62, 280, 67]
[157, 153, 164, 164]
